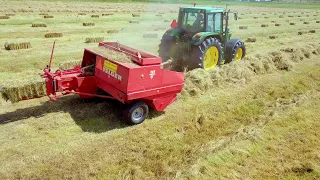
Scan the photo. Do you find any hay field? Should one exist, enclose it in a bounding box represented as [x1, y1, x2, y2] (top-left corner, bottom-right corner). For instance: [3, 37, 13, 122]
[0, 1, 320, 179]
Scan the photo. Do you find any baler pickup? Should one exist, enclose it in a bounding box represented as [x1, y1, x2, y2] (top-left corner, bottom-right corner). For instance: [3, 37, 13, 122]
[41, 42, 184, 125]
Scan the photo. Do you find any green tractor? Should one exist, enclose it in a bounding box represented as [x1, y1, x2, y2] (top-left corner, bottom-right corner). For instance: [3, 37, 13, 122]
[159, 6, 246, 71]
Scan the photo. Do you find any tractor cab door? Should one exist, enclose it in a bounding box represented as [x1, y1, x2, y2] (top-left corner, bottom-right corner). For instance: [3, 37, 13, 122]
[206, 13, 223, 33]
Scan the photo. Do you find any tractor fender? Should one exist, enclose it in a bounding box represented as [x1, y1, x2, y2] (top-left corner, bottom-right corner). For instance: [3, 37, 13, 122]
[161, 28, 181, 41]
[190, 34, 221, 46]
[224, 38, 242, 61]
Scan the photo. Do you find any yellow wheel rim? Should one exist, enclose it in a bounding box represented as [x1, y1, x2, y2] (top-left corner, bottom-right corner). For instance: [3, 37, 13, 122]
[235, 48, 243, 61]
[203, 46, 219, 70]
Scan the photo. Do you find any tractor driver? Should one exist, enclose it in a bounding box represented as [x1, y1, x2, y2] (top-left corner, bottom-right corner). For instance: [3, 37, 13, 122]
[192, 13, 204, 31]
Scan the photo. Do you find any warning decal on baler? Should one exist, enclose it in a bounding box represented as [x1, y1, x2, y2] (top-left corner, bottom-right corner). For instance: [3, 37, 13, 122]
[104, 60, 117, 72]
[103, 60, 122, 81]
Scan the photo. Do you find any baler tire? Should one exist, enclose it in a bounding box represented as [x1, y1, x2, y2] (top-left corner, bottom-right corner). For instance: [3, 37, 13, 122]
[188, 37, 223, 70]
[124, 101, 149, 125]
[224, 39, 246, 64]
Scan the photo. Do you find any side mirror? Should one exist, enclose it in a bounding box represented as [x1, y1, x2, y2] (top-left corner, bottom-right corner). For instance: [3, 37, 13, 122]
[234, 12, 238, 21]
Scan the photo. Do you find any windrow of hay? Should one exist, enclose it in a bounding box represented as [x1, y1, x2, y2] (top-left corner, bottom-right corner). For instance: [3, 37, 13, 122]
[44, 15, 54, 18]
[31, 23, 47, 27]
[91, 15, 99, 18]
[85, 37, 104, 43]
[90, 46, 132, 63]
[142, 33, 158, 38]
[44, 33, 63, 38]
[39, 13, 48, 15]
[0, 80, 46, 103]
[107, 29, 120, 34]
[0, 16, 9, 19]
[5, 14, 15, 16]
[261, 24, 268, 27]
[4, 42, 31, 50]
[59, 60, 82, 70]
[78, 13, 86, 15]
[132, 13, 140, 17]
[181, 43, 319, 97]
[83, 22, 95, 26]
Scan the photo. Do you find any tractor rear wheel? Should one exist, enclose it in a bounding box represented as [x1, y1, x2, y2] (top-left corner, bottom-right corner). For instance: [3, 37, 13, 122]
[188, 37, 223, 70]
[224, 39, 246, 64]
[123, 101, 149, 125]
[158, 40, 175, 62]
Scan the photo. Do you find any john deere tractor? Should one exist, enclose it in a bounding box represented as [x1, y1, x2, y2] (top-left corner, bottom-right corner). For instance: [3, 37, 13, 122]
[159, 6, 246, 70]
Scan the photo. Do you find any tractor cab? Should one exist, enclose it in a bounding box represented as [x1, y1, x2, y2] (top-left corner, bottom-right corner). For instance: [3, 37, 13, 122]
[177, 7, 225, 35]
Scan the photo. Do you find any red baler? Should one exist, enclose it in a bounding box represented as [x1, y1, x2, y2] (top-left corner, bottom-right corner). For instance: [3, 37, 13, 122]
[41, 42, 184, 124]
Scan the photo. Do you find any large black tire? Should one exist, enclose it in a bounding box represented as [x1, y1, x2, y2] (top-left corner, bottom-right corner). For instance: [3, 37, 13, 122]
[123, 101, 149, 125]
[224, 39, 246, 64]
[188, 37, 223, 70]
[158, 40, 174, 62]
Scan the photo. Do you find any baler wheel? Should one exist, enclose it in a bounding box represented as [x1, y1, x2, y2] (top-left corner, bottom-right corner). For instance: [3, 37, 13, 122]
[124, 101, 149, 125]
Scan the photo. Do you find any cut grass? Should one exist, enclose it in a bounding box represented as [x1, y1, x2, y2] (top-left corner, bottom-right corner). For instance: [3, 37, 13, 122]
[0, 56, 319, 179]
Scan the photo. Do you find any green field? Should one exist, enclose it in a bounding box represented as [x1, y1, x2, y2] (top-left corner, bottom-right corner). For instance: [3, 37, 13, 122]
[0, 0, 320, 179]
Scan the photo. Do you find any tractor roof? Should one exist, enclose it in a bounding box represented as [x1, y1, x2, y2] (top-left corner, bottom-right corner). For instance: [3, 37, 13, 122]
[180, 7, 226, 13]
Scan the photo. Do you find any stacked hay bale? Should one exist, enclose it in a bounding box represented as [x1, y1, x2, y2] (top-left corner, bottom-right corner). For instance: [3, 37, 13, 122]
[44, 15, 54, 18]
[44, 33, 63, 38]
[132, 13, 140, 17]
[31, 23, 47, 27]
[0, 80, 46, 103]
[4, 42, 32, 50]
[129, 20, 140, 24]
[83, 22, 95, 26]
[107, 29, 120, 34]
[0, 16, 9, 19]
[85, 37, 104, 43]
[239, 26, 248, 30]
[246, 38, 256, 42]
[102, 13, 113, 16]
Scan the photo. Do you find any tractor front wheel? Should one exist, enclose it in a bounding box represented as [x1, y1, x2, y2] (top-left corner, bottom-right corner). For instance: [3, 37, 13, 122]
[189, 37, 223, 70]
[123, 101, 149, 125]
[224, 39, 246, 64]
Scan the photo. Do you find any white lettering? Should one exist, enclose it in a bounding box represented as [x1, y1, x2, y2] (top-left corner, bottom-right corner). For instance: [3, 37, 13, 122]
[103, 68, 122, 81]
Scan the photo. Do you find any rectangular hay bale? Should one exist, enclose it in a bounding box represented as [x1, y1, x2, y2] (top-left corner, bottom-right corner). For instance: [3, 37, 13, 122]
[44, 33, 63, 38]
[85, 37, 104, 43]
